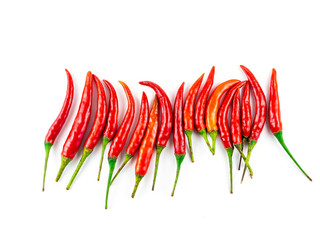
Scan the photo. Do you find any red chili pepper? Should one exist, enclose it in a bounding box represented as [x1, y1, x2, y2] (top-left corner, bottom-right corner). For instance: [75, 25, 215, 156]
[240, 65, 267, 182]
[231, 89, 242, 148]
[238, 82, 252, 170]
[42, 69, 74, 191]
[241, 82, 252, 139]
[269, 68, 312, 181]
[139, 81, 173, 191]
[217, 81, 248, 193]
[97, 80, 119, 181]
[105, 81, 135, 209]
[111, 92, 149, 184]
[66, 75, 108, 189]
[56, 71, 93, 181]
[183, 74, 204, 162]
[171, 82, 186, 196]
[131, 96, 159, 198]
[195, 66, 215, 154]
[206, 79, 240, 154]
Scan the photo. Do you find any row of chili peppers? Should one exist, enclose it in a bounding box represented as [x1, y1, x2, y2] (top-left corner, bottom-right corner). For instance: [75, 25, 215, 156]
[43, 66, 312, 209]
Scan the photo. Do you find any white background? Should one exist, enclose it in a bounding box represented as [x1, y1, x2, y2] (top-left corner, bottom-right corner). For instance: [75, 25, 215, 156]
[0, 0, 319, 239]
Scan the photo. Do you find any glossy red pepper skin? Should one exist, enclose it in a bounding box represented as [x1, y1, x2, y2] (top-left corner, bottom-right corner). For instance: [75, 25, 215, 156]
[97, 80, 119, 181]
[139, 81, 172, 147]
[131, 96, 159, 198]
[84, 75, 108, 150]
[124, 92, 149, 157]
[66, 75, 108, 190]
[45, 69, 74, 144]
[241, 66, 267, 142]
[230, 89, 241, 146]
[111, 92, 149, 184]
[269, 69, 311, 181]
[56, 71, 93, 182]
[102, 80, 119, 140]
[195, 66, 215, 154]
[139, 81, 173, 190]
[217, 81, 247, 193]
[183, 74, 204, 162]
[240, 65, 267, 182]
[174, 83, 186, 155]
[171, 82, 186, 196]
[269, 69, 282, 133]
[218, 81, 247, 149]
[42, 69, 74, 191]
[105, 81, 135, 209]
[241, 82, 252, 139]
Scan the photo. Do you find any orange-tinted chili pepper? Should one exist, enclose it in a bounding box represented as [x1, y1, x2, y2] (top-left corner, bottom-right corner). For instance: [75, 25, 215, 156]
[66, 75, 108, 189]
[205, 79, 240, 154]
[171, 82, 186, 196]
[269, 68, 311, 181]
[105, 81, 135, 209]
[97, 80, 119, 181]
[56, 71, 93, 182]
[139, 81, 173, 191]
[195, 66, 215, 154]
[240, 65, 267, 182]
[131, 96, 159, 198]
[238, 82, 252, 170]
[42, 69, 74, 191]
[111, 92, 149, 184]
[183, 74, 204, 162]
[217, 81, 248, 193]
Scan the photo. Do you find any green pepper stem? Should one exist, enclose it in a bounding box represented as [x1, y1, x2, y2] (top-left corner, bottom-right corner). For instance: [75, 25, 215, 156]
[274, 131, 312, 181]
[199, 128, 214, 155]
[238, 138, 246, 170]
[66, 148, 93, 190]
[208, 130, 218, 156]
[235, 143, 253, 175]
[185, 130, 195, 162]
[171, 154, 185, 196]
[241, 140, 256, 183]
[152, 145, 165, 191]
[105, 158, 116, 209]
[42, 142, 52, 191]
[97, 137, 110, 181]
[226, 148, 234, 194]
[56, 156, 71, 182]
[131, 174, 143, 198]
[111, 154, 133, 185]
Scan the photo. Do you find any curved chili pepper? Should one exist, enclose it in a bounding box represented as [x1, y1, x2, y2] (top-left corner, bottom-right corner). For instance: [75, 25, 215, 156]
[238, 82, 252, 170]
[56, 71, 93, 181]
[42, 69, 74, 191]
[269, 68, 311, 181]
[183, 74, 204, 162]
[205, 79, 240, 154]
[97, 80, 119, 181]
[195, 66, 215, 154]
[217, 81, 248, 193]
[131, 96, 159, 198]
[66, 75, 108, 189]
[139, 81, 173, 191]
[105, 81, 135, 209]
[240, 65, 267, 182]
[111, 92, 149, 184]
[171, 82, 185, 196]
